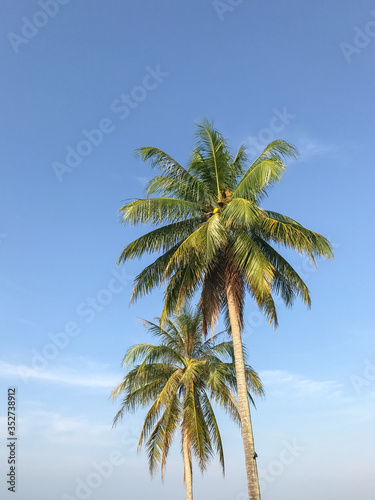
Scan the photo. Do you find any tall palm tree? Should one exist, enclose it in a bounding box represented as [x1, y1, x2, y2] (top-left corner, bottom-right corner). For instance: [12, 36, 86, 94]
[111, 305, 264, 500]
[117, 121, 333, 499]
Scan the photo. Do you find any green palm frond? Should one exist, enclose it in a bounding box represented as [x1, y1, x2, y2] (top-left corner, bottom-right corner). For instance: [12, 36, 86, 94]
[234, 140, 298, 200]
[234, 159, 285, 201]
[140, 319, 182, 349]
[164, 214, 227, 275]
[135, 147, 210, 197]
[231, 144, 248, 183]
[119, 197, 201, 226]
[200, 261, 226, 337]
[146, 391, 181, 479]
[124, 344, 185, 369]
[259, 210, 334, 262]
[146, 175, 208, 204]
[118, 218, 204, 263]
[231, 228, 275, 294]
[221, 197, 264, 226]
[129, 245, 180, 303]
[183, 384, 213, 470]
[189, 120, 230, 199]
[161, 257, 207, 322]
[136, 146, 211, 203]
[137, 369, 182, 450]
[200, 391, 225, 474]
[252, 236, 311, 307]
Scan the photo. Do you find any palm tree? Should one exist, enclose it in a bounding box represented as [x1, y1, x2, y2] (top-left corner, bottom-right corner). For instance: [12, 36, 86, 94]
[117, 120, 333, 499]
[111, 305, 264, 500]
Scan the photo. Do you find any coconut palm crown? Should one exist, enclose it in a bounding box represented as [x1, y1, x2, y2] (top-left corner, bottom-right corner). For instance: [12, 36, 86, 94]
[118, 121, 332, 331]
[111, 305, 264, 500]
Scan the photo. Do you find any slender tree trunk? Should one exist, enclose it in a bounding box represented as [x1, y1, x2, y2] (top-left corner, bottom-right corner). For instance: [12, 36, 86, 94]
[226, 283, 261, 500]
[182, 431, 193, 500]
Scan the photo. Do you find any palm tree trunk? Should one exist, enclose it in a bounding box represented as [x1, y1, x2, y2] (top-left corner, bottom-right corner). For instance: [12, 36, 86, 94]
[226, 283, 261, 500]
[182, 431, 193, 500]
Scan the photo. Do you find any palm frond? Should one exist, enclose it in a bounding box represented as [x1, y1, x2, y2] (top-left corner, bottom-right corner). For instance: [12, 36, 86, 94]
[259, 210, 334, 262]
[146, 390, 181, 478]
[146, 175, 209, 205]
[129, 244, 180, 303]
[200, 391, 225, 475]
[183, 384, 213, 471]
[119, 197, 201, 226]
[189, 120, 231, 200]
[230, 144, 248, 184]
[136, 146, 211, 203]
[161, 257, 207, 323]
[230, 229, 274, 300]
[235, 140, 298, 200]
[118, 218, 204, 263]
[221, 197, 264, 227]
[200, 257, 226, 338]
[252, 236, 311, 307]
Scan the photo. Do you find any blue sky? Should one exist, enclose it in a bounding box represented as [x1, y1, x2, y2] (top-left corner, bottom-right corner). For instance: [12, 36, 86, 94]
[1, 1, 375, 499]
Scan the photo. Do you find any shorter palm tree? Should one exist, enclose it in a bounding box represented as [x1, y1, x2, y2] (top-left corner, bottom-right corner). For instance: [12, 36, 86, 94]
[111, 305, 264, 500]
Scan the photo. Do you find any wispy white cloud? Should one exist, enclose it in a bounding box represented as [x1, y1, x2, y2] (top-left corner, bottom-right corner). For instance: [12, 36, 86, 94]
[259, 369, 349, 403]
[16, 410, 115, 448]
[287, 132, 342, 163]
[0, 360, 119, 388]
[17, 317, 39, 327]
[134, 175, 150, 186]
[11, 408, 143, 453]
[298, 139, 339, 161]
